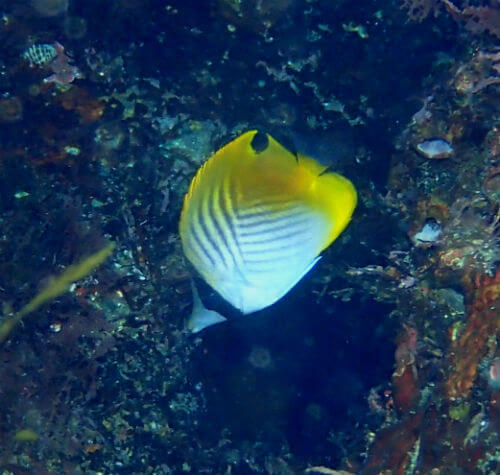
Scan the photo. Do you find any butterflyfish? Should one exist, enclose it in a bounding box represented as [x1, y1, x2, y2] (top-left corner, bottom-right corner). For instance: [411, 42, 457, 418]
[179, 130, 357, 332]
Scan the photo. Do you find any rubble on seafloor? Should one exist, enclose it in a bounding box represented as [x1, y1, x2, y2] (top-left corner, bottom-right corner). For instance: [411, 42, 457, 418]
[0, 0, 498, 474]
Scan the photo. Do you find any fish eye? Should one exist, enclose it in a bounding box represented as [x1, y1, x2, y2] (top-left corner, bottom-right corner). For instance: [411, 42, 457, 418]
[250, 131, 269, 154]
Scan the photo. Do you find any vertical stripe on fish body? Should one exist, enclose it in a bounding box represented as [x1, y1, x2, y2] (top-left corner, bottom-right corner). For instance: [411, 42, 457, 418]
[179, 130, 357, 315]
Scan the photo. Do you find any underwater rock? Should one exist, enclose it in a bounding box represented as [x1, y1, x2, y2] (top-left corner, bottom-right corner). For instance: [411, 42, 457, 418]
[0, 96, 23, 123]
[94, 122, 127, 151]
[431, 288, 465, 319]
[31, 0, 69, 17]
[161, 119, 222, 165]
[483, 167, 500, 204]
[216, 0, 297, 31]
[63, 16, 88, 40]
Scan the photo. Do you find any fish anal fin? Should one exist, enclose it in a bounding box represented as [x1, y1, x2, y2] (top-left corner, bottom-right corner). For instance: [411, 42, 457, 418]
[188, 281, 227, 333]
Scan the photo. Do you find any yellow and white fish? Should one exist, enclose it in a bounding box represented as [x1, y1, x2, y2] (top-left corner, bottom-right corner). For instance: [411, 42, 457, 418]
[179, 130, 357, 332]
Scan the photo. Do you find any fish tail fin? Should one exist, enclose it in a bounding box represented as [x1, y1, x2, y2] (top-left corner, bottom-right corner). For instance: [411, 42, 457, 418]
[187, 281, 227, 333]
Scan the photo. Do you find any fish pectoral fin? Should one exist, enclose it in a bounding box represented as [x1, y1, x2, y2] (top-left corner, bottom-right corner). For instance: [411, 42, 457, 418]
[187, 281, 227, 333]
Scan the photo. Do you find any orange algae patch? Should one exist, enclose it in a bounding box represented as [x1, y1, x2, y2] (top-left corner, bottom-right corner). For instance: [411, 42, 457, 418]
[84, 443, 102, 453]
[445, 270, 500, 400]
[58, 87, 105, 124]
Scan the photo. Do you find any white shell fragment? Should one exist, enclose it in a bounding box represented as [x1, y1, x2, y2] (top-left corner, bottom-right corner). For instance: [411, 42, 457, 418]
[412, 219, 442, 245]
[415, 138, 453, 159]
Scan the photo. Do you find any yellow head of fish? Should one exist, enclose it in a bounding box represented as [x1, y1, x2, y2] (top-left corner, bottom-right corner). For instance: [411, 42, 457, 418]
[180, 130, 357, 331]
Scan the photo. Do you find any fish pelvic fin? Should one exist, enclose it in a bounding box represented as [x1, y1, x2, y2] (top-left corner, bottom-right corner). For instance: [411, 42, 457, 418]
[187, 281, 227, 333]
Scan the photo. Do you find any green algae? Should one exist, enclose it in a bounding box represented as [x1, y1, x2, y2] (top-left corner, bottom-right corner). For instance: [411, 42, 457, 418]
[0, 242, 115, 343]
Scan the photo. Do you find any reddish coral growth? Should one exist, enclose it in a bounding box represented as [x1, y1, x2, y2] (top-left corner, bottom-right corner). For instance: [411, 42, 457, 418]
[446, 270, 500, 400]
[362, 327, 422, 472]
[43, 42, 82, 85]
[393, 324, 419, 411]
[363, 400, 491, 472]
[362, 413, 422, 474]
[393, 365, 418, 412]
[364, 271, 500, 472]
